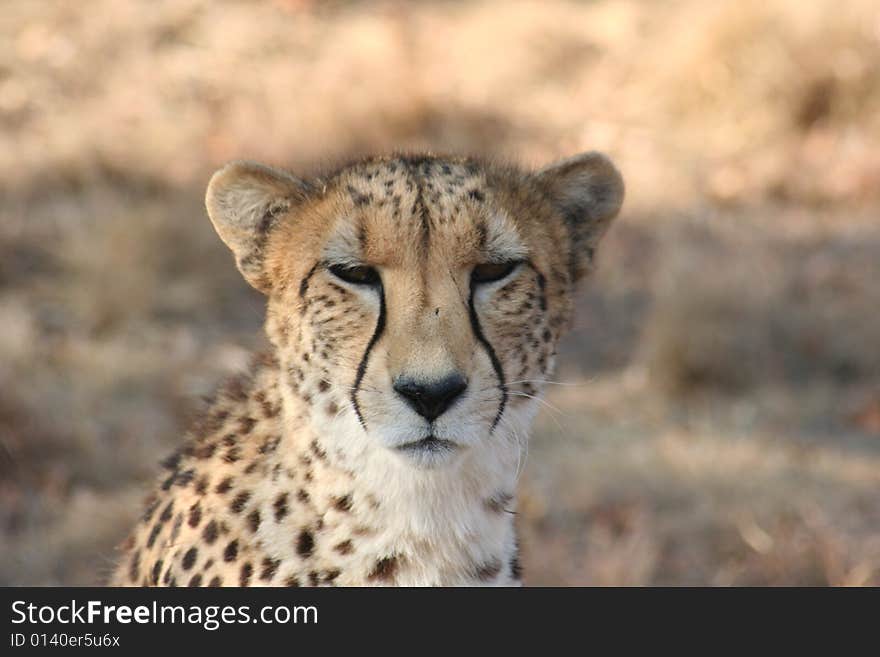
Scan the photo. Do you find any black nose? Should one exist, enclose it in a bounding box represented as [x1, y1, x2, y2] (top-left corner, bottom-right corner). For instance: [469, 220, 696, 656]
[393, 374, 468, 422]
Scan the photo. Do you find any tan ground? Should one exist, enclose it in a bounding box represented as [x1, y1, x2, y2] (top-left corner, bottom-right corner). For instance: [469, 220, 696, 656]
[1, 0, 879, 585]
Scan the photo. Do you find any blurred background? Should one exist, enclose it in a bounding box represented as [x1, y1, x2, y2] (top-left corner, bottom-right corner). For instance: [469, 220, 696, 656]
[2, 0, 879, 586]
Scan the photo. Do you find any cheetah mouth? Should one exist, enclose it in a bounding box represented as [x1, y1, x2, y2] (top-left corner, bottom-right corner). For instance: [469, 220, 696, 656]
[395, 435, 459, 455]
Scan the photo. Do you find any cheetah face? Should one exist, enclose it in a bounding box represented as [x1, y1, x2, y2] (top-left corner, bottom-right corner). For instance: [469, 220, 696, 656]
[205, 154, 623, 469]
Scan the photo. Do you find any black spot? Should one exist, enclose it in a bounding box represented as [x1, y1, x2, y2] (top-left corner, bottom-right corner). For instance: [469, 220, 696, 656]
[188, 503, 202, 528]
[259, 435, 281, 454]
[203, 520, 219, 545]
[368, 556, 398, 581]
[224, 540, 239, 562]
[159, 501, 174, 523]
[260, 557, 280, 582]
[239, 416, 257, 434]
[216, 477, 234, 494]
[274, 493, 289, 521]
[310, 439, 327, 460]
[230, 491, 251, 513]
[151, 559, 163, 586]
[240, 562, 253, 587]
[296, 530, 315, 558]
[141, 496, 160, 523]
[247, 509, 261, 533]
[188, 574, 203, 587]
[174, 469, 195, 488]
[208, 576, 222, 587]
[182, 548, 198, 571]
[146, 523, 162, 549]
[333, 494, 353, 512]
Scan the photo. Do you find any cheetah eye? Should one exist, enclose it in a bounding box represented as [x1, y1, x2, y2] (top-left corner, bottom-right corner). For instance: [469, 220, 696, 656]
[471, 261, 521, 284]
[328, 263, 380, 286]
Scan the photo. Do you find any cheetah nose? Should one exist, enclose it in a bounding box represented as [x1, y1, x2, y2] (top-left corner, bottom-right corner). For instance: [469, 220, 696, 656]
[392, 374, 468, 422]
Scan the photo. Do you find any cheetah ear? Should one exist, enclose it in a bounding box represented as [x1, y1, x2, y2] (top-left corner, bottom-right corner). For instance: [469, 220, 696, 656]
[206, 160, 311, 293]
[535, 151, 624, 282]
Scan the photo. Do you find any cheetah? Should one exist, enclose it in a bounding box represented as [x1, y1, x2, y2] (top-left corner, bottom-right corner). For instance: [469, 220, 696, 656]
[110, 151, 624, 587]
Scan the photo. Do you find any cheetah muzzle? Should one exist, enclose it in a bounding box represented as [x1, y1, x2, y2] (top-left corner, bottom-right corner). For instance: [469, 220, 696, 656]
[110, 151, 624, 587]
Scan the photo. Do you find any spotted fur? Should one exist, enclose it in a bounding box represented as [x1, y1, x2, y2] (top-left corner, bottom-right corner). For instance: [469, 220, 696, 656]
[110, 152, 623, 587]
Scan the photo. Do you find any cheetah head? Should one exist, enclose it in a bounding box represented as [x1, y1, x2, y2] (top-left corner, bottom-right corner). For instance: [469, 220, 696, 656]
[205, 154, 623, 470]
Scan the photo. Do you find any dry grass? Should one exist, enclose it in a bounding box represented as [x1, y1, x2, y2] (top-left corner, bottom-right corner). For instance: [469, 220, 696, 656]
[642, 214, 880, 393]
[1, 0, 879, 585]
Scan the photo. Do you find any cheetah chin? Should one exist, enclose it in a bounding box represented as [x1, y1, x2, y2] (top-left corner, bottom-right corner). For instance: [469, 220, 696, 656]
[393, 435, 459, 467]
[110, 151, 623, 587]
